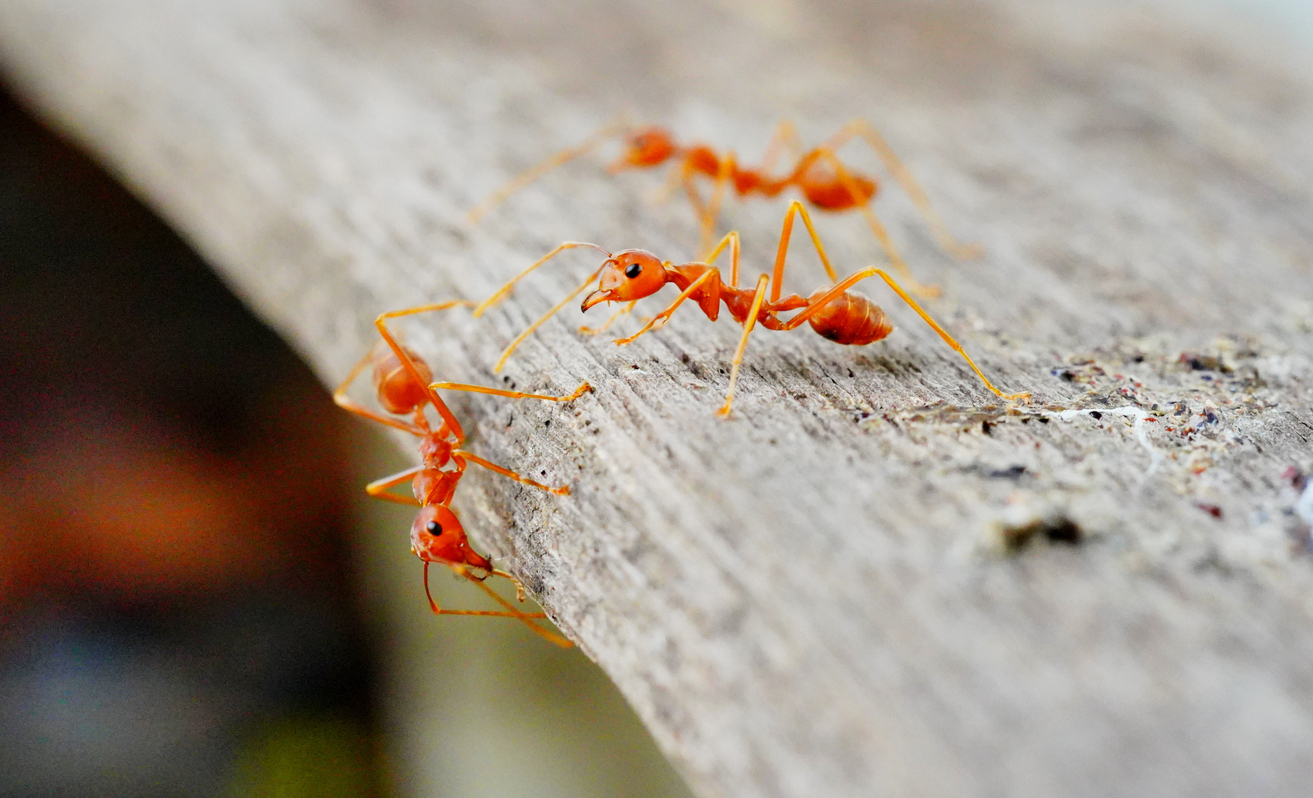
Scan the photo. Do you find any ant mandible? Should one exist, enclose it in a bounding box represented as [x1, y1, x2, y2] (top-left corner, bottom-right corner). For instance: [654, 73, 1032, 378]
[466, 118, 982, 299]
[334, 300, 590, 646]
[473, 202, 1028, 418]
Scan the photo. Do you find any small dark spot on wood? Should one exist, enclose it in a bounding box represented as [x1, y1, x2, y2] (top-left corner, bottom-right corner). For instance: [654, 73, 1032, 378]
[989, 465, 1027, 479]
[1059, 370, 1077, 381]
[679, 352, 691, 364]
[1194, 502, 1223, 519]
[1180, 352, 1229, 372]
[1132, 354, 1144, 363]
[982, 420, 993, 435]
[1000, 515, 1082, 551]
[1089, 411, 1102, 420]
[847, 368, 854, 378]
[1038, 416, 1049, 423]
[544, 419, 551, 428]
[541, 470, 547, 476]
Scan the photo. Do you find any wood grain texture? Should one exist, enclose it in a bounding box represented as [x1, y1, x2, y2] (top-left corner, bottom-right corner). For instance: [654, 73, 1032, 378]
[3, 0, 1313, 795]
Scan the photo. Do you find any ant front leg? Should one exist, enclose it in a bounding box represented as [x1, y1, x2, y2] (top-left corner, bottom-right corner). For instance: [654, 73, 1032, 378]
[466, 115, 631, 225]
[579, 301, 638, 335]
[422, 564, 573, 647]
[822, 120, 983, 261]
[474, 242, 612, 372]
[458, 567, 574, 647]
[611, 268, 720, 346]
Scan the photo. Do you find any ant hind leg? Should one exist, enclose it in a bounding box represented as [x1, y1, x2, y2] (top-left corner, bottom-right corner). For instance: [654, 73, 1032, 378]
[824, 120, 983, 261]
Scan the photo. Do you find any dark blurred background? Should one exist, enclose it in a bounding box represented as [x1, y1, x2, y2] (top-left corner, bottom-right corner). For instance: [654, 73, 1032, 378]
[0, 83, 690, 797]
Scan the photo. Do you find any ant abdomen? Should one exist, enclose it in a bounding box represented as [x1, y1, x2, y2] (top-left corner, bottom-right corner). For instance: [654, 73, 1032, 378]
[800, 171, 877, 210]
[805, 289, 892, 346]
[372, 347, 434, 415]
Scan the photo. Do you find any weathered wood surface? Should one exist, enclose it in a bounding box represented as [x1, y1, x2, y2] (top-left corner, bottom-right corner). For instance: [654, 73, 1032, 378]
[3, 0, 1313, 795]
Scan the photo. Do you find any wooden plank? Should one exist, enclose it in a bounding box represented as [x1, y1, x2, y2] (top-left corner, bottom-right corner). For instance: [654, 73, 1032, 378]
[3, 0, 1312, 795]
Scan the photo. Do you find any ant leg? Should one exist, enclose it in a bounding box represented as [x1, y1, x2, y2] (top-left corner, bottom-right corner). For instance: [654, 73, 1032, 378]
[678, 158, 708, 217]
[453, 451, 572, 496]
[717, 274, 770, 418]
[493, 263, 609, 372]
[813, 149, 941, 299]
[365, 465, 425, 507]
[429, 380, 592, 404]
[579, 301, 637, 335]
[375, 302, 475, 441]
[759, 120, 803, 176]
[333, 346, 427, 436]
[768, 200, 839, 301]
[823, 120, 983, 260]
[784, 267, 1029, 402]
[490, 569, 528, 602]
[699, 152, 736, 257]
[467, 115, 630, 224]
[700, 231, 741, 286]
[649, 159, 690, 207]
[475, 241, 611, 317]
[457, 568, 573, 647]
[423, 565, 573, 649]
[612, 268, 719, 346]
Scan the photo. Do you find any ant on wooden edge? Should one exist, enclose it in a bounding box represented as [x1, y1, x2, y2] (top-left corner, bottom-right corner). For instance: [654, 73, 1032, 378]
[334, 300, 589, 646]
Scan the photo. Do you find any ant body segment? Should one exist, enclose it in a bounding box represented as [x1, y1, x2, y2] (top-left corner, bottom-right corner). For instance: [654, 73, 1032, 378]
[334, 300, 589, 646]
[474, 202, 1028, 417]
[467, 119, 982, 298]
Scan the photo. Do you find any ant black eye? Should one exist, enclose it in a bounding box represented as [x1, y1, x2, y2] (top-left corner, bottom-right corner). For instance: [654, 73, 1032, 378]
[426, 520, 443, 536]
[624, 263, 642, 279]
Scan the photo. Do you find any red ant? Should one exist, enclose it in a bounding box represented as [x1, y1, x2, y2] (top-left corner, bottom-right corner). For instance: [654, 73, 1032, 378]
[473, 202, 1028, 417]
[334, 300, 590, 646]
[466, 119, 981, 298]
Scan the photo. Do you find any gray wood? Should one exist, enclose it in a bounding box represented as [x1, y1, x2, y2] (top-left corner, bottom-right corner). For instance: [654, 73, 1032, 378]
[3, 0, 1313, 795]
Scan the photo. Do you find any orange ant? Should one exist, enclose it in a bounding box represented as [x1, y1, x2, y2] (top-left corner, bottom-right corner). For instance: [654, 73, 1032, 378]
[474, 202, 1028, 417]
[466, 118, 982, 298]
[334, 300, 590, 647]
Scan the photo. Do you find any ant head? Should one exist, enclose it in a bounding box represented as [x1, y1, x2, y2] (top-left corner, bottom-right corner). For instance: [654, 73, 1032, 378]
[581, 250, 667, 311]
[410, 505, 492, 571]
[610, 127, 676, 171]
[373, 345, 434, 416]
